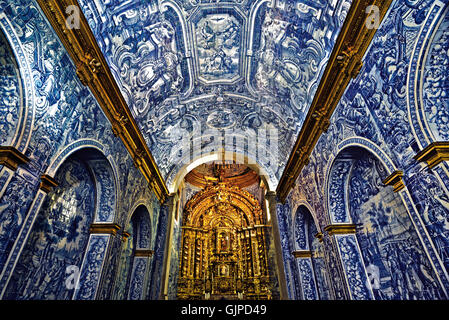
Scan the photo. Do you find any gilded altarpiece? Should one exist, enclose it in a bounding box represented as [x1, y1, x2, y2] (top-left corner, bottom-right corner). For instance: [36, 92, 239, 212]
[177, 183, 272, 300]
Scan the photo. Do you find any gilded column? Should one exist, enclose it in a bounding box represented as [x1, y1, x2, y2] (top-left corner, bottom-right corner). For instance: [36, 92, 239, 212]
[159, 193, 176, 300]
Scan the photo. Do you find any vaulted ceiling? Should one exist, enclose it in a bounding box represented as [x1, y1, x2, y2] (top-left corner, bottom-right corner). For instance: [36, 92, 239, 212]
[77, 0, 352, 189]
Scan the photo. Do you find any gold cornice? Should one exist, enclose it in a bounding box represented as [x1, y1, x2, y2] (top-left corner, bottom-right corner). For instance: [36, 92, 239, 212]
[382, 170, 405, 192]
[0, 146, 30, 171]
[35, 0, 168, 203]
[89, 223, 121, 235]
[276, 0, 393, 202]
[39, 174, 59, 193]
[134, 249, 154, 258]
[324, 224, 357, 236]
[414, 142, 449, 169]
[292, 250, 312, 258]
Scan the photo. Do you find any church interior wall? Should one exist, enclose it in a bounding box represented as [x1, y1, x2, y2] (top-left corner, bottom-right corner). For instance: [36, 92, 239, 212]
[280, 0, 449, 300]
[0, 0, 163, 300]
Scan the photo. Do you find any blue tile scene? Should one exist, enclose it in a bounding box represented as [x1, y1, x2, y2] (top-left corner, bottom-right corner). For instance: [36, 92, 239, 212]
[0, 0, 448, 301]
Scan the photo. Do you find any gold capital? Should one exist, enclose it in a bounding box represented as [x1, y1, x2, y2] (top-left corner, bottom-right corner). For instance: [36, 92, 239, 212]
[134, 249, 154, 257]
[89, 223, 121, 235]
[414, 142, 449, 169]
[0, 146, 30, 171]
[39, 174, 59, 193]
[292, 250, 312, 258]
[324, 224, 357, 236]
[383, 170, 405, 192]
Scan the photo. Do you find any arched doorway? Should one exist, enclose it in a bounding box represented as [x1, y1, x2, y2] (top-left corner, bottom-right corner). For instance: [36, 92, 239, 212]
[328, 146, 444, 299]
[293, 205, 329, 300]
[176, 163, 273, 300]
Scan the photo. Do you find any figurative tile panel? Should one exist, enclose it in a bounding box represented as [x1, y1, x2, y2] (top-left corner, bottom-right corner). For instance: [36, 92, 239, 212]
[0, 30, 20, 146]
[348, 155, 444, 299]
[4, 158, 95, 300]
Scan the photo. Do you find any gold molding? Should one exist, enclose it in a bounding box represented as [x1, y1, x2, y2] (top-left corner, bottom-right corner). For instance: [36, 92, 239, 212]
[0, 146, 30, 171]
[134, 249, 154, 258]
[39, 174, 59, 193]
[89, 223, 121, 235]
[383, 170, 405, 192]
[324, 224, 357, 236]
[314, 232, 324, 243]
[292, 250, 312, 258]
[414, 142, 449, 169]
[35, 0, 168, 203]
[121, 231, 131, 242]
[276, 0, 393, 202]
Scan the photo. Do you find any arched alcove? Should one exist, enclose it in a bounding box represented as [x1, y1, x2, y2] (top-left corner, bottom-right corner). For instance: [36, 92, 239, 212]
[408, 4, 449, 147]
[3, 147, 117, 299]
[328, 146, 444, 299]
[293, 205, 329, 300]
[114, 204, 153, 300]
